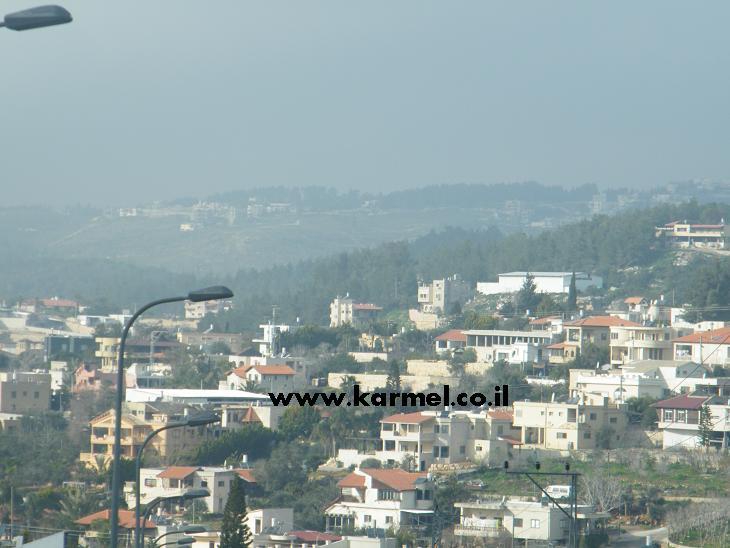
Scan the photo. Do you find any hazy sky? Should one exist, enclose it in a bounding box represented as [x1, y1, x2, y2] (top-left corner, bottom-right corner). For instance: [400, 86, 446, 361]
[1, 1, 729, 206]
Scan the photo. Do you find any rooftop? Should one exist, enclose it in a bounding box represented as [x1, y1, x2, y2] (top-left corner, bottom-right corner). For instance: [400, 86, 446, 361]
[564, 316, 641, 328]
[674, 327, 730, 345]
[435, 329, 467, 342]
[381, 411, 433, 424]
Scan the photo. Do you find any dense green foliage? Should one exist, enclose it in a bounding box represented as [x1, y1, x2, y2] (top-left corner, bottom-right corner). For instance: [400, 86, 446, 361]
[193, 425, 278, 465]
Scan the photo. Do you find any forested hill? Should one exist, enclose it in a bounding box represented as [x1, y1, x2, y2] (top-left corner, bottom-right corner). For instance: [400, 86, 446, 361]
[211, 200, 729, 330]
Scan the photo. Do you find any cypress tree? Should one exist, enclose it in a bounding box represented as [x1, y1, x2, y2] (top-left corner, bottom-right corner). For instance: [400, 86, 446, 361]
[567, 272, 577, 312]
[220, 477, 252, 548]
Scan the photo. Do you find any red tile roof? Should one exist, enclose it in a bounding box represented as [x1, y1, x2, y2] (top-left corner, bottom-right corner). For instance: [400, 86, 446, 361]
[435, 329, 467, 342]
[673, 327, 730, 345]
[241, 407, 262, 423]
[546, 342, 579, 350]
[232, 364, 296, 378]
[381, 411, 433, 424]
[624, 297, 646, 305]
[235, 469, 257, 483]
[652, 394, 711, 410]
[41, 298, 79, 308]
[364, 468, 428, 491]
[530, 316, 560, 325]
[289, 531, 341, 543]
[499, 436, 523, 446]
[488, 409, 513, 421]
[76, 509, 155, 529]
[337, 472, 367, 489]
[564, 316, 641, 328]
[157, 466, 200, 480]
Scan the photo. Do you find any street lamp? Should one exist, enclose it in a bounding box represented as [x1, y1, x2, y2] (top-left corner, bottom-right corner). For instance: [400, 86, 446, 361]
[159, 538, 195, 548]
[141, 489, 210, 535]
[135, 414, 220, 548]
[1, 5, 71, 31]
[154, 526, 206, 548]
[110, 286, 233, 548]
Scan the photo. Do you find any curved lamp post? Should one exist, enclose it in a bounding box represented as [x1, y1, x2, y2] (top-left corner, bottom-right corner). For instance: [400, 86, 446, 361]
[141, 489, 210, 529]
[1, 5, 71, 30]
[110, 286, 233, 548]
[135, 414, 220, 548]
[154, 525, 206, 546]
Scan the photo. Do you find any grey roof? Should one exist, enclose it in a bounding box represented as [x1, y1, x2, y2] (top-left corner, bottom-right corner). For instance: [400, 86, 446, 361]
[620, 359, 697, 373]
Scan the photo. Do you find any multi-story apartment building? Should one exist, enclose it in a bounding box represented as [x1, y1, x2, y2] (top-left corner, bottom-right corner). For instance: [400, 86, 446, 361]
[655, 220, 728, 249]
[417, 275, 471, 314]
[464, 330, 553, 364]
[564, 316, 641, 353]
[95, 336, 180, 372]
[329, 296, 382, 328]
[376, 410, 519, 471]
[325, 468, 434, 534]
[673, 327, 730, 368]
[80, 402, 216, 467]
[0, 371, 51, 414]
[609, 325, 690, 365]
[454, 497, 606, 545]
[513, 400, 627, 451]
[124, 466, 246, 514]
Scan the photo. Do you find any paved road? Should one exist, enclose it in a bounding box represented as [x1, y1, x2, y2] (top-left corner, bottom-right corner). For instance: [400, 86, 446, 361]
[610, 526, 668, 547]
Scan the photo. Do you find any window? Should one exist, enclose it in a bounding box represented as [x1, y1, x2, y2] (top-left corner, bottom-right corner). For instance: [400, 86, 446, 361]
[34, 391, 39, 399]
[589, 413, 597, 420]
[460, 445, 466, 455]
[583, 432, 591, 439]
[441, 425, 449, 434]
[144, 478, 157, 487]
[378, 489, 398, 500]
[609, 417, 617, 424]
[384, 440, 395, 451]
[556, 432, 567, 439]
[475, 445, 483, 452]
[200, 481, 208, 487]
[663, 409, 673, 421]
[218, 480, 225, 487]
[434, 425, 439, 433]
[364, 515, 372, 523]
[676, 410, 687, 423]
[382, 423, 393, 431]
[513, 518, 523, 527]
[531, 519, 541, 529]
[385, 516, 393, 524]
[497, 425, 504, 435]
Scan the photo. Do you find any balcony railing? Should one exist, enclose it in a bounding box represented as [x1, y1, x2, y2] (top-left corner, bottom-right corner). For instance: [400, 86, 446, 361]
[454, 524, 504, 538]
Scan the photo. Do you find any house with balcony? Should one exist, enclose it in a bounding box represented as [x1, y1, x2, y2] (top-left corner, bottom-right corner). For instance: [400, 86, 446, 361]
[454, 497, 608, 545]
[673, 327, 730, 368]
[655, 220, 728, 249]
[652, 393, 730, 450]
[545, 342, 579, 365]
[609, 325, 689, 365]
[124, 466, 243, 514]
[464, 330, 554, 365]
[513, 399, 627, 450]
[223, 364, 296, 393]
[563, 316, 641, 353]
[376, 410, 519, 471]
[324, 468, 434, 535]
[80, 402, 216, 468]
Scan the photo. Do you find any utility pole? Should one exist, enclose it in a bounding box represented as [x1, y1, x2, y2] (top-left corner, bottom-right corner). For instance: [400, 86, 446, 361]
[505, 463, 580, 548]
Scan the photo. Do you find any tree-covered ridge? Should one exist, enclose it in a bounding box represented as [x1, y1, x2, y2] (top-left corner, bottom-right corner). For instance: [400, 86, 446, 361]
[212, 200, 729, 330]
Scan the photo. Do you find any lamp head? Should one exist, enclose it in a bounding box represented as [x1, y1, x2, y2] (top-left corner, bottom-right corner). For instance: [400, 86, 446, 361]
[4, 5, 72, 31]
[185, 413, 220, 427]
[187, 286, 233, 302]
[181, 488, 209, 500]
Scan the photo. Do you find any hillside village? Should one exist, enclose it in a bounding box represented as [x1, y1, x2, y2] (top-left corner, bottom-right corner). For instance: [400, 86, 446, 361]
[0, 212, 729, 548]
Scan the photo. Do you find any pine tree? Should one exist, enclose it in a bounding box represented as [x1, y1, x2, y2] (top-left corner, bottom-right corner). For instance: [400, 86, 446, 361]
[386, 360, 402, 392]
[567, 272, 577, 312]
[221, 477, 251, 548]
[698, 404, 713, 450]
[516, 272, 539, 314]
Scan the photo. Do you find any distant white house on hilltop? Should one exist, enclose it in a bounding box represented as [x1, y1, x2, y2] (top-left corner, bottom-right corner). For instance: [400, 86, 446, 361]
[476, 272, 602, 296]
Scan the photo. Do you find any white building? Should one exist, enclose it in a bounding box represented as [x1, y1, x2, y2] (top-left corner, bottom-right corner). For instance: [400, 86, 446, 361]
[325, 468, 434, 534]
[222, 364, 296, 393]
[253, 323, 292, 357]
[476, 272, 602, 296]
[653, 393, 730, 450]
[330, 297, 382, 328]
[184, 300, 223, 320]
[673, 327, 730, 368]
[569, 360, 706, 404]
[464, 330, 554, 364]
[124, 466, 246, 514]
[454, 497, 608, 544]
